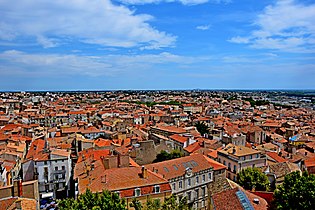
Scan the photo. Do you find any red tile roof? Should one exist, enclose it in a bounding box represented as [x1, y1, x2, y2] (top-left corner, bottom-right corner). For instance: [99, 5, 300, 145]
[146, 153, 225, 180]
[266, 152, 286, 163]
[169, 134, 188, 144]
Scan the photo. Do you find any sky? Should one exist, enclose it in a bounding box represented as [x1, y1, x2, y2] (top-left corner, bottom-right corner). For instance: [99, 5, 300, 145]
[0, 0, 315, 90]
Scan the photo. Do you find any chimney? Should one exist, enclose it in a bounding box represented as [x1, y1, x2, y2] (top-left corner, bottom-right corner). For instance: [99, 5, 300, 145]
[118, 154, 129, 168]
[101, 175, 106, 183]
[141, 166, 148, 179]
[13, 178, 23, 197]
[101, 156, 118, 169]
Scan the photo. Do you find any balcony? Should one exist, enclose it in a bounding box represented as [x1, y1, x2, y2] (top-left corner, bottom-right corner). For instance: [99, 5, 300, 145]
[51, 178, 66, 183]
[53, 169, 66, 174]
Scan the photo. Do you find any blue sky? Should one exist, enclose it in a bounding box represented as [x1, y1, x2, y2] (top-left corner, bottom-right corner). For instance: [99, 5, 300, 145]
[0, 0, 315, 90]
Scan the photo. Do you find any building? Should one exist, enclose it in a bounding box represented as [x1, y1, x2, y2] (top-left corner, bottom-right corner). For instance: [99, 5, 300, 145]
[261, 162, 300, 189]
[22, 139, 72, 200]
[74, 152, 171, 208]
[217, 144, 267, 181]
[145, 153, 226, 209]
[0, 179, 39, 209]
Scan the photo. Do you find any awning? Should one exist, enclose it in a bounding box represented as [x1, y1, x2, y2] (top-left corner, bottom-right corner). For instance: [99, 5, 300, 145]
[41, 192, 54, 198]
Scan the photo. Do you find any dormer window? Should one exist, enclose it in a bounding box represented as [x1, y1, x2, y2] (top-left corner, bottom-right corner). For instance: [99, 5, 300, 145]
[135, 188, 141, 197]
[114, 191, 120, 198]
[153, 185, 160, 193]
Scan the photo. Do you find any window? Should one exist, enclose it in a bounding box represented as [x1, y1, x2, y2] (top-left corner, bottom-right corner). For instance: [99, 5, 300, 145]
[202, 187, 206, 196]
[187, 191, 191, 201]
[256, 154, 259, 158]
[55, 166, 58, 171]
[208, 173, 212, 181]
[195, 189, 199, 199]
[62, 166, 65, 170]
[135, 188, 141, 197]
[196, 176, 199, 184]
[187, 178, 191, 187]
[218, 158, 221, 163]
[179, 181, 183, 189]
[44, 161, 47, 165]
[250, 155, 252, 159]
[202, 174, 206, 182]
[202, 200, 205, 207]
[233, 165, 237, 173]
[172, 183, 176, 190]
[45, 185, 49, 192]
[153, 185, 160, 193]
[223, 160, 226, 166]
[228, 163, 231, 170]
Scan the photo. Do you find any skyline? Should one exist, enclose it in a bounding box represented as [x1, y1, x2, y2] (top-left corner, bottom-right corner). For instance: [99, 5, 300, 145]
[0, 0, 315, 90]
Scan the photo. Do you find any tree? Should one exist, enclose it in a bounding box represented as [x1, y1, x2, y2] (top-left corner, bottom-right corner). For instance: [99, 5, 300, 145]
[145, 198, 161, 210]
[130, 198, 143, 210]
[272, 171, 315, 210]
[194, 121, 209, 136]
[237, 167, 270, 191]
[58, 189, 126, 210]
[161, 195, 191, 210]
[129, 195, 190, 210]
[153, 150, 184, 163]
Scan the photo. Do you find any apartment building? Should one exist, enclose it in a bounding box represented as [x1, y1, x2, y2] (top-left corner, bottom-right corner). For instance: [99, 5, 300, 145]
[22, 139, 72, 200]
[217, 143, 267, 181]
[146, 153, 226, 209]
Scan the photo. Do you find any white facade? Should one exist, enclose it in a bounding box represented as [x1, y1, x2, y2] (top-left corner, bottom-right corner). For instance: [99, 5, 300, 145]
[169, 168, 214, 209]
[22, 153, 72, 199]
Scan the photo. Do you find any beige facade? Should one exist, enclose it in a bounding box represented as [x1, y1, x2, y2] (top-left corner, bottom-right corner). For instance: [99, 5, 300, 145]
[217, 144, 267, 181]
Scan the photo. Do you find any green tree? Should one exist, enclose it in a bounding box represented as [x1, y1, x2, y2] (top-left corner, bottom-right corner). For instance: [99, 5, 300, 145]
[161, 195, 190, 210]
[153, 150, 184, 163]
[130, 198, 143, 210]
[237, 167, 270, 191]
[58, 189, 126, 210]
[272, 171, 315, 210]
[145, 198, 161, 210]
[130, 195, 189, 210]
[194, 121, 209, 136]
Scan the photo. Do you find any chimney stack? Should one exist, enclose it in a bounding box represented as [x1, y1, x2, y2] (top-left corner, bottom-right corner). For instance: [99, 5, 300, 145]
[141, 166, 148, 179]
[13, 178, 23, 197]
[101, 175, 106, 183]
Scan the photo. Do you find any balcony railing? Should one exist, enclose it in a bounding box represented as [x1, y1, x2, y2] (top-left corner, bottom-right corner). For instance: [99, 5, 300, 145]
[53, 169, 66, 174]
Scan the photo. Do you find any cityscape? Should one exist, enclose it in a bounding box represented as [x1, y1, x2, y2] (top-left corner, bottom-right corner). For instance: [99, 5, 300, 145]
[1, 0, 315, 210]
[0, 90, 314, 209]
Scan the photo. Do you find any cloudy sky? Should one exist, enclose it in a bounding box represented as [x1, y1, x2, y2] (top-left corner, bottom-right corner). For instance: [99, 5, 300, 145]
[0, 0, 314, 90]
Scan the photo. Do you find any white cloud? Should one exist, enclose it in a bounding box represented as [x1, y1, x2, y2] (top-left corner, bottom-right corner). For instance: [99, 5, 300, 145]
[229, 0, 315, 52]
[118, 0, 230, 6]
[196, 25, 211, 30]
[0, 0, 175, 49]
[0, 50, 208, 77]
[228, 36, 249, 44]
